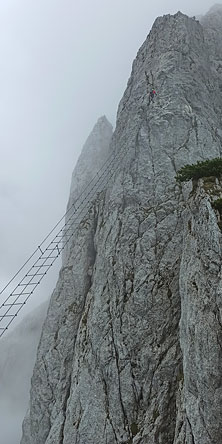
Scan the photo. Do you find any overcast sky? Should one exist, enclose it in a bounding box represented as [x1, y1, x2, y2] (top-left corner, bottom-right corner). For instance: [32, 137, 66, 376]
[0, 0, 219, 323]
[0, 2, 221, 443]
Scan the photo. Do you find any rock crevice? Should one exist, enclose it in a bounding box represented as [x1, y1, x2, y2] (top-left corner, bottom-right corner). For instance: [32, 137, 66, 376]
[21, 6, 222, 444]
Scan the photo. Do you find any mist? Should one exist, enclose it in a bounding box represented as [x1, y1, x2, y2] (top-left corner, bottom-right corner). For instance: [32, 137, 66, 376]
[0, 1, 220, 443]
[0, 301, 48, 444]
[0, 0, 216, 312]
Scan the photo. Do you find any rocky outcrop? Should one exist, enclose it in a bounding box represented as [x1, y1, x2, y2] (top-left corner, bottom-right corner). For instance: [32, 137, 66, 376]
[21, 6, 222, 444]
[68, 115, 113, 202]
[201, 4, 222, 81]
[178, 178, 222, 444]
[63, 115, 113, 261]
[0, 117, 112, 444]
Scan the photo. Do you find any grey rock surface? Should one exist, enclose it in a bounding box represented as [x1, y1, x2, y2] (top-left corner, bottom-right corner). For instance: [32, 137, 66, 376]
[63, 116, 113, 261]
[201, 4, 222, 79]
[68, 115, 113, 201]
[21, 6, 222, 444]
[179, 178, 222, 444]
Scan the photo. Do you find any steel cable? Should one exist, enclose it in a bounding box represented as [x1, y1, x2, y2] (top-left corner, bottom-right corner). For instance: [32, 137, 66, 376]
[0, 137, 131, 337]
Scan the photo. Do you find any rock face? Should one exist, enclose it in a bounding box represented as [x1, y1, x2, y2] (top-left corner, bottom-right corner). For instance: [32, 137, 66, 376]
[201, 4, 222, 74]
[178, 177, 222, 444]
[21, 6, 222, 444]
[63, 115, 113, 261]
[68, 115, 113, 202]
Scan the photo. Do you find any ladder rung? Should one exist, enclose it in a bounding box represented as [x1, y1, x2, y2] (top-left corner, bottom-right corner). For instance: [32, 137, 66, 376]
[33, 264, 52, 268]
[10, 292, 31, 296]
[26, 273, 46, 277]
[18, 282, 40, 286]
[37, 256, 58, 260]
[2, 302, 25, 307]
[0, 314, 16, 318]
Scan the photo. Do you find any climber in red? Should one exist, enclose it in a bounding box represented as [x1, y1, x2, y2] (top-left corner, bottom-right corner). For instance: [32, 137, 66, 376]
[149, 88, 157, 103]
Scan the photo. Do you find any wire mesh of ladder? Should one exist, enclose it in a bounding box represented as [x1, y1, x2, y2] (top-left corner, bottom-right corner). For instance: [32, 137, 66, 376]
[0, 138, 131, 337]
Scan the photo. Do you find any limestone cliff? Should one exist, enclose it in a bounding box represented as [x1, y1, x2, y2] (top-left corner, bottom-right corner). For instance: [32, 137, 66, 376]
[63, 115, 113, 261]
[0, 116, 112, 444]
[68, 115, 113, 202]
[21, 6, 222, 444]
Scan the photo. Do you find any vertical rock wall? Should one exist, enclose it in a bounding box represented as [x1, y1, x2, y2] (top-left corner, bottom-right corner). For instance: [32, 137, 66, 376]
[178, 179, 222, 444]
[63, 116, 113, 262]
[21, 6, 222, 444]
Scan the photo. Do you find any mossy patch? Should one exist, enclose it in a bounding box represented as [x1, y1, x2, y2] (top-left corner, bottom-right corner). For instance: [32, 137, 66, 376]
[131, 422, 139, 437]
[212, 198, 222, 213]
[82, 313, 87, 326]
[177, 368, 184, 383]
[218, 220, 222, 230]
[153, 408, 159, 422]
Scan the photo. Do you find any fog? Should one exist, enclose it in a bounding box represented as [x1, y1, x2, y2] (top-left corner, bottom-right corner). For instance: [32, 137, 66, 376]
[0, 301, 48, 444]
[0, 0, 217, 314]
[0, 1, 220, 443]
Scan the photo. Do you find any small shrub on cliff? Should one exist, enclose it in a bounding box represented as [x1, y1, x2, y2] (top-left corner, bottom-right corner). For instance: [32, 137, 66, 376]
[175, 158, 222, 183]
[212, 198, 222, 212]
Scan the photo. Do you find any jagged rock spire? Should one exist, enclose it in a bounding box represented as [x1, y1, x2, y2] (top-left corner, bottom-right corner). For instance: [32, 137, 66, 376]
[21, 8, 222, 444]
[69, 115, 113, 200]
[63, 116, 113, 262]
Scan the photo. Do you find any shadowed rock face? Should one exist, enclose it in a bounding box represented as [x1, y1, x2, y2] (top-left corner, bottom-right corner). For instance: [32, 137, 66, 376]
[68, 115, 113, 205]
[21, 6, 222, 444]
[0, 116, 112, 444]
[62, 115, 113, 262]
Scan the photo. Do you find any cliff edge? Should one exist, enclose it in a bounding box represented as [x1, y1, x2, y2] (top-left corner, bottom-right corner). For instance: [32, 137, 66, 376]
[21, 6, 222, 444]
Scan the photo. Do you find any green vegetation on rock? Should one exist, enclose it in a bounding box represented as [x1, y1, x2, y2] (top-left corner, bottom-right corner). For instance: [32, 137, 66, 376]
[176, 158, 222, 183]
[131, 422, 139, 437]
[212, 198, 222, 213]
